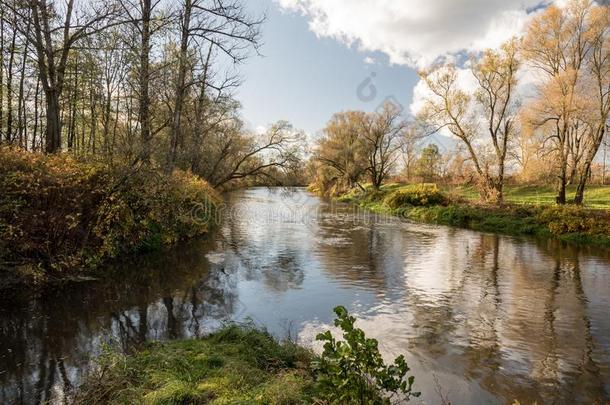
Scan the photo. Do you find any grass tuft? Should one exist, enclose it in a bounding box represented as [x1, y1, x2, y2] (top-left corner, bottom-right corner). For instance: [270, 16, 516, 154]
[76, 324, 315, 405]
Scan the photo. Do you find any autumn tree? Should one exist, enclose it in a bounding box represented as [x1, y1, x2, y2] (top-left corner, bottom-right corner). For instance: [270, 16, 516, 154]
[314, 110, 369, 192]
[399, 125, 425, 182]
[418, 40, 520, 204]
[522, 0, 609, 204]
[573, 3, 610, 203]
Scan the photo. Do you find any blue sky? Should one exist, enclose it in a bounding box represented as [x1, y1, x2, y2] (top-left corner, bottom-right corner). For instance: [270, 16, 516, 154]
[235, 0, 419, 137]
[234, 0, 551, 139]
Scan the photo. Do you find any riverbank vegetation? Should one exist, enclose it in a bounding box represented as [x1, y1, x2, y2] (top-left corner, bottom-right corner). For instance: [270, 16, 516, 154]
[77, 307, 419, 404]
[0, 146, 221, 286]
[337, 184, 610, 247]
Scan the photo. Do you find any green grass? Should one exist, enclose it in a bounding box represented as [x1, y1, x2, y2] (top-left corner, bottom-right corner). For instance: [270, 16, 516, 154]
[77, 325, 315, 404]
[443, 184, 610, 209]
[336, 183, 610, 249]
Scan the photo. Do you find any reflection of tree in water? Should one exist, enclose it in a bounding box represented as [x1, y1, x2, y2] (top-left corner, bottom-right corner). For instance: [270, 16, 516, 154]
[0, 238, 239, 404]
[313, 204, 411, 295]
[304, 202, 609, 403]
[401, 232, 609, 403]
[218, 190, 307, 292]
[402, 228, 468, 356]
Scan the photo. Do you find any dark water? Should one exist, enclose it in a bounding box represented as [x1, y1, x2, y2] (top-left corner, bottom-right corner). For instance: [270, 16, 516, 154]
[1, 187, 609, 404]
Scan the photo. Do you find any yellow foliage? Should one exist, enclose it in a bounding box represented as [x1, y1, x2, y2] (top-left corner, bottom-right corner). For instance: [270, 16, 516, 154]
[0, 147, 220, 278]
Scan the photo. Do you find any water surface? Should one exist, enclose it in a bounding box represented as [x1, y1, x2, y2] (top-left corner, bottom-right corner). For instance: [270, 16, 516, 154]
[1, 188, 609, 403]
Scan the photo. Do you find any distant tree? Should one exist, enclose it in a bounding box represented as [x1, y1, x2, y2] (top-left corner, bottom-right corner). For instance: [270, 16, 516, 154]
[362, 102, 408, 189]
[314, 111, 369, 191]
[415, 143, 442, 183]
[399, 125, 425, 182]
[204, 121, 304, 189]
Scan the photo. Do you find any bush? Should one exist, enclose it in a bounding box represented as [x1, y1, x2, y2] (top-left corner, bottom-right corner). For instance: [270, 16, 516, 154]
[0, 147, 220, 280]
[383, 184, 447, 209]
[536, 205, 610, 236]
[314, 306, 420, 404]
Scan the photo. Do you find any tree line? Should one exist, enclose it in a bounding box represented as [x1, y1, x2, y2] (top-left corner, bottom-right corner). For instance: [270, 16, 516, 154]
[0, 0, 303, 188]
[311, 0, 609, 205]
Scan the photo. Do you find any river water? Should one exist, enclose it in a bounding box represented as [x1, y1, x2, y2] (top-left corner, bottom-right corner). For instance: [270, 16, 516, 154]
[1, 187, 609, 404]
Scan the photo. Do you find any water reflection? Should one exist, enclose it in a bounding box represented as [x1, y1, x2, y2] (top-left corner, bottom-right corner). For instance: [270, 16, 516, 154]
[1, 187, 609, 404]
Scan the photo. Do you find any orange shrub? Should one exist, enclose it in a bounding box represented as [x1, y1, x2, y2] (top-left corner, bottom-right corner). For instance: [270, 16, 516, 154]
[0, 147, 220, 279]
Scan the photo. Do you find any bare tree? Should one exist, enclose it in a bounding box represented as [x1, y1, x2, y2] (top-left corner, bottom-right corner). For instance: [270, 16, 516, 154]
[419, 40, 520, 204]
[471, 40, 520, 203]
[362, 102, 408, 189]
[165, 0, 263, 173]
[207, 121, 303, 189]
[573, 4, 610, 203]
[522, 0, 594, 204]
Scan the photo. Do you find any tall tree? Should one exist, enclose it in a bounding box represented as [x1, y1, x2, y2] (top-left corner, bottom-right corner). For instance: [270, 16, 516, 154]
[5, 0, 120, 153]
[471, 40, 520, 203]
[419, 40, 520, 204]
[573, 3, 610, 203]
[165, 0, 262, 173]
[522, 0, 595, 204]
[362, 102, 407, 189]
[137, 0, 153, 162]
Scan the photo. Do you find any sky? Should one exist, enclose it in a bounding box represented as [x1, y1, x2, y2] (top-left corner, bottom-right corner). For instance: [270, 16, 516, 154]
[236, 0, 418, 138]
[235, 0, 553, 138]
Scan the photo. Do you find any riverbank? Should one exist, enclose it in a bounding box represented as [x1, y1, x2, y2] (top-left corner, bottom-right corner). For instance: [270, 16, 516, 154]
[335, 184, 610, 248]
[76, 307, 420, 405]
[76, 325, 316, 404]
[0, 147, 220, 288]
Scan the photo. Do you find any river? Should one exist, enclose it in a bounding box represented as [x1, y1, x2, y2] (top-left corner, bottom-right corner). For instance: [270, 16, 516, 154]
[1, 187, 609, 404]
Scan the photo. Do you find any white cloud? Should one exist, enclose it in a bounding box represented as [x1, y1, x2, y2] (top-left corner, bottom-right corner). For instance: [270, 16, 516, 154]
[255, 125, 268, 135]
[277, 0, 550, 69]
[363, 56, 376, 65]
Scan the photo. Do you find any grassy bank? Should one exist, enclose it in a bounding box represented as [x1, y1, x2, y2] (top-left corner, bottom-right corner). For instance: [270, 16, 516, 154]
[443, 184, 610, 209]
[77, 307, 420, 404]
[336, 184, 610, 248]
[77, 325, 315, 404]
[0, 147, 220, 287]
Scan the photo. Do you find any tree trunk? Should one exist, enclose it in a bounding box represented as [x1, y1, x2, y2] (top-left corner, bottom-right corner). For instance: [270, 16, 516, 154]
[573, 169, 589, 205]
[556, 165, 567, 205]
[44, 92, 62, 153]
[67, 57, 78, 152]
[166, 0, 192, 174]
[6, 27, 16, 143]
[139, 0, 152, 163]
[17, 21, 30, 148]
[0, 11, 4, 141]
[32, 77, 40, 151]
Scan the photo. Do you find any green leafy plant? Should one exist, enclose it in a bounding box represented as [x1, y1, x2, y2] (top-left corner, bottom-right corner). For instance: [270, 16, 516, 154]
[313, 306, 420, 404]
